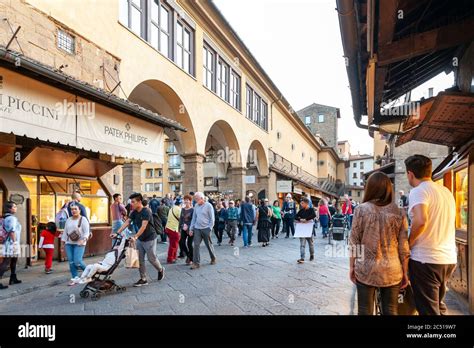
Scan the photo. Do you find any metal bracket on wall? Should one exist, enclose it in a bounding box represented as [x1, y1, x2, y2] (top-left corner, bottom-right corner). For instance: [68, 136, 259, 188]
[2, 18, 23, 53]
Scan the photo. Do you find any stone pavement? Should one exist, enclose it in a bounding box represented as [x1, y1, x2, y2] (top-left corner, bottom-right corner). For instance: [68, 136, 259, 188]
[0, 227, 468, 315]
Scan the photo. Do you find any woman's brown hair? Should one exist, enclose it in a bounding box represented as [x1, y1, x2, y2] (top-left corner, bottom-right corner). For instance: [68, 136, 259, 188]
[363, 172, 393, 206]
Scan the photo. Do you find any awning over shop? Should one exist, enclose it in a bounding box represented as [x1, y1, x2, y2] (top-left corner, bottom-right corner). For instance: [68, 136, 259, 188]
[0, 67, 165, 163]
[396, 91, 474, 148]
[363, 162, 395, 180]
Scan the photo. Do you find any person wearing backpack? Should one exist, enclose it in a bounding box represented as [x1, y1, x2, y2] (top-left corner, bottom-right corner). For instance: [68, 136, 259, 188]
[165, 199, 182, 264]
[61, 204, 90, 286]
[55, 201, 70, 230]
[114, 192, 165, 287]
[157, 203, 169, 244]
[0, 201, 23, 289]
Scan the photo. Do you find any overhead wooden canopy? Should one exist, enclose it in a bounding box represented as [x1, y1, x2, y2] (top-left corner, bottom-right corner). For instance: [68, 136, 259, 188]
[396, 91, 474, 147]
[338, 0, 474, 128]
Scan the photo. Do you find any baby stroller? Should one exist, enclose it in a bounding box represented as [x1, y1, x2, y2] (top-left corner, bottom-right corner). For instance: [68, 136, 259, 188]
[328, 215, 349, 244]
[79, 236, 130, 301]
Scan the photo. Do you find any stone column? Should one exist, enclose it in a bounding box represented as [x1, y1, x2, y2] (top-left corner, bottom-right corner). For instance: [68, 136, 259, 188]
[182, 153, 205, 194]
[228, 167, 246, 200]
[122, 162, 142, 200]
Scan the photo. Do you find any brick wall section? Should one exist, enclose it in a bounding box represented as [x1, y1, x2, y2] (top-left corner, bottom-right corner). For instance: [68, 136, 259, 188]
[0, 0, 120, 93]
[297, 103, 339, 150]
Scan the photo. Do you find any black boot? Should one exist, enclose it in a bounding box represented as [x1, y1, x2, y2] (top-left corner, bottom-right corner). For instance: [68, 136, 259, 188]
[9, 274, 22, 285]
[0, 283, 8, 290]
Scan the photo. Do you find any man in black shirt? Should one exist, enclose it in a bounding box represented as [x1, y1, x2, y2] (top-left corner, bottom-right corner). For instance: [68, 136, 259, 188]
[295, 197, 316, 264]
[114, 192, 164, 287]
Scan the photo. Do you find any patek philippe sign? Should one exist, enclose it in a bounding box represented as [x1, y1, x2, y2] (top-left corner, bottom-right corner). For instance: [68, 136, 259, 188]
[276, 180, 292, 193]
[76, 98, 163, 162]
[0, 68, 164, 162]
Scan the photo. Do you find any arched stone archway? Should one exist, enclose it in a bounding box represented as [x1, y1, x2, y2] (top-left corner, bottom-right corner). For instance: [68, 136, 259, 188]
[245, 139, 272, 201]
[247, 140, 269, 176]
[203, 120, 245, 199]
[128, 80, 203, 195]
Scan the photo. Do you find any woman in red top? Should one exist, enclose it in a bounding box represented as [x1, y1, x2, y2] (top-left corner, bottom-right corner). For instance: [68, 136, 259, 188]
[318, 199, 331, 238]
[39, 222, 57, 274]
[342, 195, 353, 228]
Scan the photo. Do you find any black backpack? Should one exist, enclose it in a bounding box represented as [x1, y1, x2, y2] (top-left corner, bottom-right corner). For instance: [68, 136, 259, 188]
[150, 212, 164, 236]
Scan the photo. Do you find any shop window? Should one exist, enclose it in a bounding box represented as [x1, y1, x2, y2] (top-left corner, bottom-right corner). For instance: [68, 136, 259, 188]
[21, 175, 109, 225]
[455, 168, 468, 230]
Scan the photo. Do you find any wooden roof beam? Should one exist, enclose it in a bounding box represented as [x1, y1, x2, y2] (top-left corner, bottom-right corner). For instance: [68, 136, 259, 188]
[377, 17, 474, 66]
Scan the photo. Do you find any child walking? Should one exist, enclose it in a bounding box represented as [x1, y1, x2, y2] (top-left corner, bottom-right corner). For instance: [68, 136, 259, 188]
[39, 222, 58, 274]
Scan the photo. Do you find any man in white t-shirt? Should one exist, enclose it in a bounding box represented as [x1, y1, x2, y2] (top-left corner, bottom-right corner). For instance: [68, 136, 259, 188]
[405, 154, 457, 315]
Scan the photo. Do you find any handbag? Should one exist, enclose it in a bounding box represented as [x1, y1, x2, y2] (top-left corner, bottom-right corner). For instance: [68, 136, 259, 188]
[398, 284, 418, 315]
[125, 240, 139, 268]
[67, 217, 83, 242]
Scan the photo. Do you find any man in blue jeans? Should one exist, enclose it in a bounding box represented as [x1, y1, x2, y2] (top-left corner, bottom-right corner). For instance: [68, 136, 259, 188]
[240, 196, 256, 247]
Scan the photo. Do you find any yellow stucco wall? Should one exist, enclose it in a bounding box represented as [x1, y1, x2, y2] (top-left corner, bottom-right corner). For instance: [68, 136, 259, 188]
[24, 0, 321, 178]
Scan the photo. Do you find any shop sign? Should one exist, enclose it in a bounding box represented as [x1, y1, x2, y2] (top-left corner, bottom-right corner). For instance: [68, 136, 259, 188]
[245, 175, 256, 184]
[0, 68, 164, 162]
[276, 180, 292, 193]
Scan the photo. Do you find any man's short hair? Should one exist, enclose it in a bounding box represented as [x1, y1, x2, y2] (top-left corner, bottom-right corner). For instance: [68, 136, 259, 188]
[405, 154, 432, 179]
[113, 193, 121, 200]
[129, 192, 143, 202]
[245, 196, 251, 203]
[71, 192, 81, 200]
[301, 197, 310, 205]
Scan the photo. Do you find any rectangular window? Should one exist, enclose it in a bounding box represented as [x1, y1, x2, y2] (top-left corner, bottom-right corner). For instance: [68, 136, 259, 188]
[203, 44, 216, 91]
[145, 183, 161, 192]
[246, 85, 253, 119]
[230, 71, 241, 110]
[168, 154, 181, 168]
[455, 167, 468, 230]
[129, 0, 144, 38]
[353, 173, 357, 178]
[120, 1, 195, 74]
[261, 101, 268, 130]
[177, 20, 193, 74]
[154, 168, 163, 178]
[318, 114, 325, 123]
[353, 162, 357, 168]
[305, 115, 311, 125]
[253, 94, 261, 124]
[57, 29, 75, 54]
[360, 161, 364, 169]
[217, 59, 230, 102]
[145, 168, 154, 178]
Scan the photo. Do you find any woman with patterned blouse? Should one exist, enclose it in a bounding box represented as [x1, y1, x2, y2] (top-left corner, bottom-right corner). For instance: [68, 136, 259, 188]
[349, 172, 410, 315]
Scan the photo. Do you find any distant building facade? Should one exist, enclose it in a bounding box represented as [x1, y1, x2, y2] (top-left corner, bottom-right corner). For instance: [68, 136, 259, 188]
[297, 103, 341, 150]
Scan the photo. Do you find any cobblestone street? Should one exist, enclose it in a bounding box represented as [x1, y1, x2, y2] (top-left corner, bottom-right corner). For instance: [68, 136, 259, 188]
[0, 228, 467, 315]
